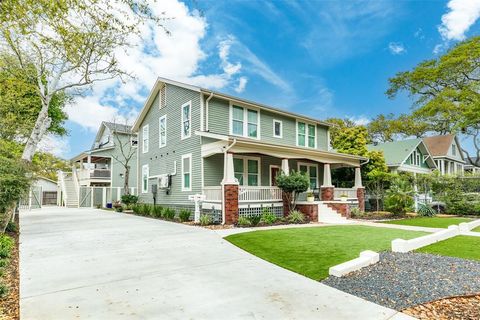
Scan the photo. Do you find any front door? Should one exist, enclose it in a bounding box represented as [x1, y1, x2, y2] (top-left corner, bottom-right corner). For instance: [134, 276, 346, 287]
[271, 166, 280, 186]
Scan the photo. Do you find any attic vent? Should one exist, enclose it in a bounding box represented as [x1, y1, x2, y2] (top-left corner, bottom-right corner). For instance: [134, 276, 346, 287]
[160, 85, 166, 109]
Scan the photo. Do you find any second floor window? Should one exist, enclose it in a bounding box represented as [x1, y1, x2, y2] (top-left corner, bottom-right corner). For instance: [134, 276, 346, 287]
[273, 120, 282, 138]
[297, 122, 316, 148]
[181, 101, 191, 139]
[452, 144, 457, 156]
[159, 115, 167, 148]
[142, 125, 149, 153]
[231, 105, 258, 138]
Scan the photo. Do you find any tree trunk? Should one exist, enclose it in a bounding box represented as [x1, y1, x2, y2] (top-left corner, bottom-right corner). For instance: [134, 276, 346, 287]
[22, 99, 52, 162]
[124, 166, 130, 195]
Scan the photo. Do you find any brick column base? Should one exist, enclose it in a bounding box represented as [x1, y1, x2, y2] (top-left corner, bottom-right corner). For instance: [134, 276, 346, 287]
[223, 184, 239, 224]
[321, 187, 334, 201]
[296, 204, 318, 221]
[356, 187, 365, 212]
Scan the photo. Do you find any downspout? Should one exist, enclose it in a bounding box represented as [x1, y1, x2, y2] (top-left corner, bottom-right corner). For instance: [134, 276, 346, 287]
[205, 92, 214, 132]
[221, 138, 237, 225]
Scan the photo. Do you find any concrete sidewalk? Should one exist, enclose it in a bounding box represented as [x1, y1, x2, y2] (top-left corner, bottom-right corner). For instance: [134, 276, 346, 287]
[20, 207, 413, 319]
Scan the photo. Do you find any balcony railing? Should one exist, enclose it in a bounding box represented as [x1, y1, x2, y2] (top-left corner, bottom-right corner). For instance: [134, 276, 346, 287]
[78, 168, 111, 181]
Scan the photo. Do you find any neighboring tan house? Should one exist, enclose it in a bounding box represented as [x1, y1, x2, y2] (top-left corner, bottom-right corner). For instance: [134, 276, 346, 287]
[132, 77, 368, 224]
[465, 157, 480, 175]
[58, 122, 138, 207]
[367, 138, 437, 175]
[423, 134, 466, 175]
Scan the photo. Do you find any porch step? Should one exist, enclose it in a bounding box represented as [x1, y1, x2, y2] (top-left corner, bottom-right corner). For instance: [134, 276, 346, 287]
[318, 203, 348, 224]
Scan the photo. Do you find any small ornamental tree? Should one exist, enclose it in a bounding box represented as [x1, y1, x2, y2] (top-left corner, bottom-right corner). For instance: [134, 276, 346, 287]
[275, 171, 309, 212]
[384, 176, 415, 216]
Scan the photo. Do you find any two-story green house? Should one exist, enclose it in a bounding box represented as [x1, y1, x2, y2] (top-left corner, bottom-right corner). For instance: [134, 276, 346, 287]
[132, 78, 368, 224]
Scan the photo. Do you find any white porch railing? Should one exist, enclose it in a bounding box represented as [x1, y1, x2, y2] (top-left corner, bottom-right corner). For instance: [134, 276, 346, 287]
[239, 186, 282, 202]
[77, 168, 111, 181]
[334, 188, 357, 200]
[203, 186, 222, 202]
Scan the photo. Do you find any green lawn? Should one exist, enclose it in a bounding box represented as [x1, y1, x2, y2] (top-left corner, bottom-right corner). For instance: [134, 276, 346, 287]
[473, 226, 480, 233]
[225, 226, 426, 280]
[416, 236, 480, 261]
[382, 217, 473, 228]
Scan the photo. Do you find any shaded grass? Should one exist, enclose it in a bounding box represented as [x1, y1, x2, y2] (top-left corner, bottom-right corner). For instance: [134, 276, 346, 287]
[225, 226, 426, 280]
[383, 217, 473, 229]
[416, 236, 480, 261]
[473, 226, 480, 233]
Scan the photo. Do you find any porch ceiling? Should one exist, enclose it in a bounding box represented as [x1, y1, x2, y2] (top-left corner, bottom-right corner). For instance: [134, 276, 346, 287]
[201, 137, 366, 167]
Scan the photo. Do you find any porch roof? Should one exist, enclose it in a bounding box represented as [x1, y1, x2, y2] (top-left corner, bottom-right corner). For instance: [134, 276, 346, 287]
[198, 132, 367, 167]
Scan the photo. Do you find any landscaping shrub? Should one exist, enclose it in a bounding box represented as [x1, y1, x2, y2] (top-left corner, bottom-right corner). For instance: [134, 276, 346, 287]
[199, 214, 212, 226]
[276, 171, 310, 211]
[5, 221, 17, 233]
[287, 210, 305, 223]
[260, 208, 277, 224]
[162, 208, 176, 220]
[384, 177, 414, 215]
[248, 214, 261, 226]
[0, 235, 13, 259]
[237, 216, 251, 227]
[151, 205, 163, 218]
[350, 207, 362, 218]
[140, 203, 152, 216]
[132, 204, 141, 214]
[417, 203, 436, 217]
[121, 194, 138, 206]
[179, 209, 192, 222]
[115, 206, 123, 212]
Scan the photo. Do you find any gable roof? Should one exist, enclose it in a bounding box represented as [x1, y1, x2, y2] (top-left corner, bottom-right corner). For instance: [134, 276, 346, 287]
[367, 138, 436, 168]
[422, 134, 454, 156]
[132, 77, 333, 132]
[103, 122, 132, 134]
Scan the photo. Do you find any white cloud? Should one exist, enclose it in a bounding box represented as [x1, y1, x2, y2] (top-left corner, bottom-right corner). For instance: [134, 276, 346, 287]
[349, 115, 370, 126]
[38, 135, 70, 158]
[438, 0, 480, 40]
[235, 77, 248, 93]
[388, 42, 406, 55]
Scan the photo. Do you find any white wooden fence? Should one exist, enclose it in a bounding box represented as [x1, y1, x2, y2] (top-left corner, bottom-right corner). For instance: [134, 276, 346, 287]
[79, 186, 137, 208]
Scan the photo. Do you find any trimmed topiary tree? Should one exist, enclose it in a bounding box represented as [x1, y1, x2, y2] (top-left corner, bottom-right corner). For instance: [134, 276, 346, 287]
[275, 170, 309, 212]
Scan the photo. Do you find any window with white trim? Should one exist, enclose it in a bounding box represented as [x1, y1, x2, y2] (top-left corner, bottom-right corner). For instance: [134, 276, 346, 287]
[297, 122, 316, 148]
[273, 119, 282, 138]
[298, 163, 318, 189]
[452, 143, 457, 156]
[233, 156, 260, 186]
[182, 154, 192, 191]
[411, 150, 421, 166]
[231, 104, 259, 138]
[181, 101, 191, 139]
[142, 164, 149, 193]
[142, 125, 149, 153]
[159, 115, 167, 148]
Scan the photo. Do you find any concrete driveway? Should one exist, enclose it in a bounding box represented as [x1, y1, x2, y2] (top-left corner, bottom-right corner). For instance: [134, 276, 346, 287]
[20, 207, 411, 319]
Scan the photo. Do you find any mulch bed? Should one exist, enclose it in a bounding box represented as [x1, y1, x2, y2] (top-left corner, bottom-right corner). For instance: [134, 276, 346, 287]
[403, 294, 480, 320]
[322, 252, 480, 310]
[0, 215, 20, 320]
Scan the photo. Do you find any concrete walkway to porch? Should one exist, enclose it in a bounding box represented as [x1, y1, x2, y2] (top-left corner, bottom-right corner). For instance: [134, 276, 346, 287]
[20, 207, 413, 319]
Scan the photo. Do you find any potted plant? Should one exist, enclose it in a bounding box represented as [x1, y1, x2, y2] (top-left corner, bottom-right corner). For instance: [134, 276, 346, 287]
[340, 194, 348, 202]
[306, 191, 315, 202]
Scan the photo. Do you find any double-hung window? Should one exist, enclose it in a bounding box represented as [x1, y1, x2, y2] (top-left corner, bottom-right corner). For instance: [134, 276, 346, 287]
[181, 101, 191, 139]
[298, 163, 318, 189]
[142, 125, 149, 153]
[231, 104, 259, 138]
[297, 122, 316, 148]
[273, 119, 282, 138]
[182, 154, 192, 191]
[159, 115, 167, 148]
[233, 157, 260, 186]
[452, 144, 457, 156]
[142, 165, 149, 193]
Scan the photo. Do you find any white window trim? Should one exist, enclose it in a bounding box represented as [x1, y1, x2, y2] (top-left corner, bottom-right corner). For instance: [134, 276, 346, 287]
[159, 115, 167, 148]
[273, 119, 283, 138]
[141, 164, 149, 193]
[142, 124, 149, 154]
[233, 155, 261, 186]
[297, 162, 319, 189]
[181, 101, 192, 140]
[269, 165, 280, 186]
[229, 102, 261, 139]
[296, 120, 317, 148]
[181, 153, 192, 191]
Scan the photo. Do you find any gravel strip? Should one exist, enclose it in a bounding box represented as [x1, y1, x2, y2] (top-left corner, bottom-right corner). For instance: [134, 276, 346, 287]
[322, 252, 480, 310]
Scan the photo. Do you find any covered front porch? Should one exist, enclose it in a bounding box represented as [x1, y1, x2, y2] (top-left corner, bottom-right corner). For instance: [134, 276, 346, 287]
[200, 136, 367, 224]
[71, 153, 112, 186]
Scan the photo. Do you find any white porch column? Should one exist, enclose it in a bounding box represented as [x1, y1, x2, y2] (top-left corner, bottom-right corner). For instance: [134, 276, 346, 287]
[222, 152, 238, 184]
[354, 167, 363, 188]
[441, 160, 445, 175]
[322, 163, 333, 187]
[281, 159, 290, 175]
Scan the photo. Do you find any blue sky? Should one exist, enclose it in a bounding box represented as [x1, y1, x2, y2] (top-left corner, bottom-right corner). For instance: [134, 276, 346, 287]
[59, 0, 480, 159]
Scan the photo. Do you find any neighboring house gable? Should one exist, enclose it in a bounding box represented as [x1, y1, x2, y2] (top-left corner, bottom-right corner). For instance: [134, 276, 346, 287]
[367, 139, 436, 174]
[423, 134, 465, 175]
